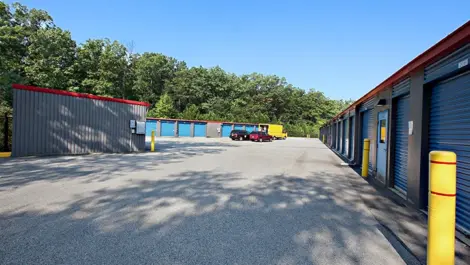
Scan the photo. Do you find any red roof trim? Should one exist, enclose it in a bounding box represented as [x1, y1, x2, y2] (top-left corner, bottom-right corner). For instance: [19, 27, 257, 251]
[146, 117, 259, 125]
[332, 20, 470, 120]
[12, 84, 151, 107]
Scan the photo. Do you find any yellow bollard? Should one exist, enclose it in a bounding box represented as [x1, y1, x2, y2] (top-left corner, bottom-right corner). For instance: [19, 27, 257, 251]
[361, 139, 370, 177]
[322, 135, 325, 143]
[151, 130, 155, 152]
[427, 151, 456, 265]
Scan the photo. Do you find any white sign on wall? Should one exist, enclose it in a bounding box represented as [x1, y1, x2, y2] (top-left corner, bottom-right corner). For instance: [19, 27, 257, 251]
[458, 58, 468, 69]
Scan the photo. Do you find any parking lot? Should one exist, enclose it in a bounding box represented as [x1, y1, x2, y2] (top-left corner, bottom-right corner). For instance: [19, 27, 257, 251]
[0, 138, 412, 265]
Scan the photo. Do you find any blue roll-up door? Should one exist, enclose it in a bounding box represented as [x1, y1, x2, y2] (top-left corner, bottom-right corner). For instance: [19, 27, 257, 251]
[393, 96, 410, 193]
[245, 125, 255, 133]
[145, 120, 157, 138]
[361, 110, 371, 170]
[429, 70, 470, 233]
[161, 120, 175, 137]
[194, 123, 207, 137]
[178, 122, 191, 137]
[349, 116, 355, 159]
[222, 124, 233, 137]
[234, 124, 244, 130]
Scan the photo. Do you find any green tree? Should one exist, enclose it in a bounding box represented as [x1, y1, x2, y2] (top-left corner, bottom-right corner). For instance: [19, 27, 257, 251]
[0, 1, 357, 138]
[24, 27, 76, 89]
[0, 1, 54, 107]
[180, 104, 200, 120]
[133, 52, 186, 104]
[147, 93, 177, 118]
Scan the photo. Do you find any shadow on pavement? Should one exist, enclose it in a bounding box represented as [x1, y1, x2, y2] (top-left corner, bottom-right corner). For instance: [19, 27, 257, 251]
[0, 140, 236, 189]
[0, 170, 414, 265]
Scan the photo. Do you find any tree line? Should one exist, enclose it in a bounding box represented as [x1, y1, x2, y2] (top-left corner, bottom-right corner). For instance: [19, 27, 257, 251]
[0, 2, 353, 137]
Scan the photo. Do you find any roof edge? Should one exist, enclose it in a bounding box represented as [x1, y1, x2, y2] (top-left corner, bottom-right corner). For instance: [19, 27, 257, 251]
[12, 84, 151, 107]
[331, 20, 470, 121]
[146, 117, 260, 125]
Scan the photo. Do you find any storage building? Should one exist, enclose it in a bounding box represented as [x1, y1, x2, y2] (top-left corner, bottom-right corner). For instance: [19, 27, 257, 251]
[320, 21, 470, 236]
[12, 84, 149, 157]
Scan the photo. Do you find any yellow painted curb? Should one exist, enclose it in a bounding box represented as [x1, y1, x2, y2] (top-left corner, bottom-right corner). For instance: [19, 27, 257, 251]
[0, 152, 12, 158]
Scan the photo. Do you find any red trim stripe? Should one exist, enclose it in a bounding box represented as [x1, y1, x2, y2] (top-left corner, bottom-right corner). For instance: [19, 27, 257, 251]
[12, 84, 151, 107]
[430, 160, 457, 165]
[431, 191, 456, 197]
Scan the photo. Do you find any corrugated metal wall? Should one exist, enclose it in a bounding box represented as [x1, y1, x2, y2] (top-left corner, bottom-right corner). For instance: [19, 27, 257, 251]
[12, 89, 147, 157]
[359, 97, 376, 112]
[425, 44, 470, 83]
[206, 122, 221, 138]
[392, 78, 411, 98]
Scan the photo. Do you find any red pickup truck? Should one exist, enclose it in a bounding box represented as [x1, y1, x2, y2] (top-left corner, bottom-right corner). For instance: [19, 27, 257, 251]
[249, 131, 273, 142]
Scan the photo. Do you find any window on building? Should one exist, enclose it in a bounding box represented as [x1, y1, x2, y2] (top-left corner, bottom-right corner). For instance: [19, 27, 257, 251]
[379, 119, 386, 143]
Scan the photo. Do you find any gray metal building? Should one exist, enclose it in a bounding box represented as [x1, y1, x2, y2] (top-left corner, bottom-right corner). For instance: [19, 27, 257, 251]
[12, 84, 149, 157]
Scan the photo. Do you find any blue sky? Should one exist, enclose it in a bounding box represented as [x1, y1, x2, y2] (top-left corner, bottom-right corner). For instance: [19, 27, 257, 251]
[9, 0, 470, 100]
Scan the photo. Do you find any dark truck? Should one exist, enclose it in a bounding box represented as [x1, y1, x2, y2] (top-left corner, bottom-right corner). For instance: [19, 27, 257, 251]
[230, 130, 250, 141]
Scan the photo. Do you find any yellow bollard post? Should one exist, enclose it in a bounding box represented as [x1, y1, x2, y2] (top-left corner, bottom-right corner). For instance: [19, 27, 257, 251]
[323, 135, 325, 143]
[361, 139, 370, 177]
[427, 151, 456, 265]
[151, 130, 155, 152]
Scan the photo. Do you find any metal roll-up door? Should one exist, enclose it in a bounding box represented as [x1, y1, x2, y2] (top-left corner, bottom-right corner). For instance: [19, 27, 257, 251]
[349, 115, 355, 159]
[234, 124, 244, 130]
[428, 70, 470, 233]
[245, 125, 255, 133]
[222, 124, 233, 137]
[360, 110, 370, 170]
[338, 121, 342, 151]
[145, 120, 157, 138]
[332, 123, 336, 148]
[178, 122, 191, 137]
[161, 120, 176, 136]
[194, 123, 207, 137]
[393, 95, 410, 193]
[342, 118, 348, 156]
[367, 110, 375, 172]
[335, 122, 341, 150]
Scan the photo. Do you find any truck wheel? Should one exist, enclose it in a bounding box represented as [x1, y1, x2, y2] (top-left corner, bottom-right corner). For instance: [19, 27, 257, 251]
[239, 136, 243, 141]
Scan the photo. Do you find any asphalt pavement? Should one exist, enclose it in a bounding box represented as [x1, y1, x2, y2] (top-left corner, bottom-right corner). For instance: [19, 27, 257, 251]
[0, 138, 415, 264]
